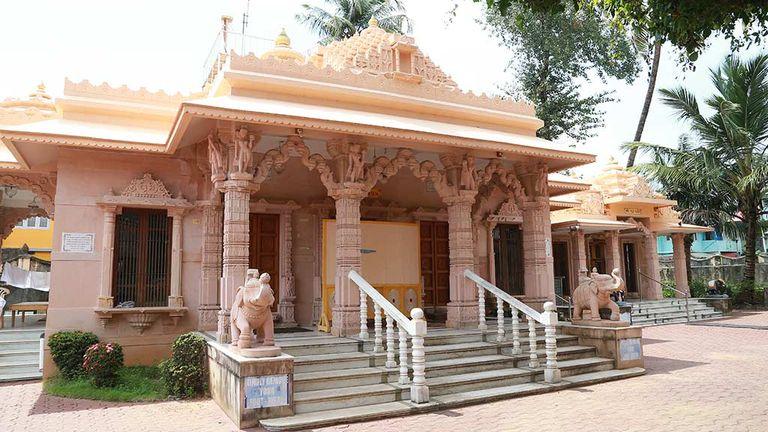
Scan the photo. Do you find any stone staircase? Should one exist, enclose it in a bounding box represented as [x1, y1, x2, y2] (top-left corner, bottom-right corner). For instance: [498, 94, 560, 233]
[260, 324, 644, 431]
[0, 327, 42, 382]
[629, 298, 723, 326]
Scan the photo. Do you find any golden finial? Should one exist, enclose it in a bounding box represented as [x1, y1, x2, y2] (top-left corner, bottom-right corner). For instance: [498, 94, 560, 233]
[275, 28, 291, 47]
[368, 16, 379, 28]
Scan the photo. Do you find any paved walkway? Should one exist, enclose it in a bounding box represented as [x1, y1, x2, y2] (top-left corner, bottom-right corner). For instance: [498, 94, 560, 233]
[1, 311, 766, 432]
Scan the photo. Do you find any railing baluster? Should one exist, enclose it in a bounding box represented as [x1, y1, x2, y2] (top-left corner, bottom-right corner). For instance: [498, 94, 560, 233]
[478, 283, 487, 331]
[385, 313, 396, 368]
[410, 308, 429, 403]
[496, 296, 505, 343]
[510, 305, 522, 354]
[527, 315, 539, 368]
[398, 323, 409, 385]
[542, 302, 561, 383]
[373, 303, 383, 353]
[359, 288, 368, 339]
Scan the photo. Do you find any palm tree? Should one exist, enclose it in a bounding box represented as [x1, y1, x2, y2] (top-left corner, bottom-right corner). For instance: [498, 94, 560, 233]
[296, 0, 412, 44]
[625, 27, 662, 168]
[625, 53, 768, 304]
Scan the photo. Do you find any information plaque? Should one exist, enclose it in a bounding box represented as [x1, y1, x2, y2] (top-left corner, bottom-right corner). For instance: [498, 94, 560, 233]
[244, 374, 289, 409]
[62, 232, 95, 253]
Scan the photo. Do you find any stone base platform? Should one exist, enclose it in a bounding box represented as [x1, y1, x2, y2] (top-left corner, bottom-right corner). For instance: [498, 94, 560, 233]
[572, 319, 630, 328]
[207, 340, 294, 429]
[561, 323, 643, 370]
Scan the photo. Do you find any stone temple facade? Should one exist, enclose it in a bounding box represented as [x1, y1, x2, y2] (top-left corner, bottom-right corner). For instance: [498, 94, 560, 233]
[0, 19, 706, 374]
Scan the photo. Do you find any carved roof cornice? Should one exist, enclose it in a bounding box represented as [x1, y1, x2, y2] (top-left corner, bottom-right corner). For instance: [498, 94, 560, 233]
[0, 130, 166, 153]
[63, 79, 193, 106]
[227, 53, 535, 118]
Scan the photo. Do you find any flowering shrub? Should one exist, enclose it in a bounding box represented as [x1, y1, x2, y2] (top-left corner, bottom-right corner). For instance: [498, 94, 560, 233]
[83, 342, 124, 387]
[160, 332, 207, 398]
[48, 331, 99, 379]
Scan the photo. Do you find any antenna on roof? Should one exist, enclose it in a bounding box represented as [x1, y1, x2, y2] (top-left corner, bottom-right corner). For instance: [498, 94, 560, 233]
[242, 0, 250, 34]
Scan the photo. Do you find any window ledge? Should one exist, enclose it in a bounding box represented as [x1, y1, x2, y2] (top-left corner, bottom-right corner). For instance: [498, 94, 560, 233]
[94, 306, 188, 334]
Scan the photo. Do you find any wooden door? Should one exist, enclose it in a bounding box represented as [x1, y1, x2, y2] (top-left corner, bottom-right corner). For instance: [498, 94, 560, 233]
[249, 213, 280, 311]
[552, 241, 570, 295]
[493, 224, 524, 295]
[420, 221, 449, 313]
[589, 240, 606, 274]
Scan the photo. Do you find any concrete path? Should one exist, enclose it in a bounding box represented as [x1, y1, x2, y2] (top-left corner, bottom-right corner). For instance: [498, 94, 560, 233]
[1, 311, 766, 432]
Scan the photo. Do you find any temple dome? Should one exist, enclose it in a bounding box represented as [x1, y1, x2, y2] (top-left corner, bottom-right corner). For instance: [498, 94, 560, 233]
[0, 83, 57, 125]
[590, 156, 664, 200]
[261, 28, 306, 63]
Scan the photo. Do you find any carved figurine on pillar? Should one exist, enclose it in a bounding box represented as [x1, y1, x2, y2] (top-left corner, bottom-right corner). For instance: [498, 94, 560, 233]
[233, 127, 255, 174]
[208, 132, 227, 181]
[230, 270, 281, 357]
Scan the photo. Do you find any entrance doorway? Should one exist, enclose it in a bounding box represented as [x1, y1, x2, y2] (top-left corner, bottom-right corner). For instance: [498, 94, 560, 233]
[249, 213, 279, 311]
[589, 240, 606, 274]
[552, 241, 570, 295]
[419, 221, 449, 320]
[493, 224, 524, 296]
[622, 242, 638, 294]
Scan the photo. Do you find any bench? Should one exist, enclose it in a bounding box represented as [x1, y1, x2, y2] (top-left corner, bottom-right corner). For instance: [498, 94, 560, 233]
[8, 301, 48, 328]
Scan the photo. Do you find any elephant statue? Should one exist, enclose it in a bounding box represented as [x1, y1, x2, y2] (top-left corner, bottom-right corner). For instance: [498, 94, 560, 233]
[230, 270, 276, 349]
[572, 267, 624, 321]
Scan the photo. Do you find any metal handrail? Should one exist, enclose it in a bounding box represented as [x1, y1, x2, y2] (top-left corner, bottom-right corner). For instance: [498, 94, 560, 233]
[553, 293, 573, 322]
[637, 271, 690, 322]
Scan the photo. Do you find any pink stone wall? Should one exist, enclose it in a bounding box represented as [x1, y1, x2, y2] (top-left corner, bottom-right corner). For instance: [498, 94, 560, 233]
[44, 148, 205, 376]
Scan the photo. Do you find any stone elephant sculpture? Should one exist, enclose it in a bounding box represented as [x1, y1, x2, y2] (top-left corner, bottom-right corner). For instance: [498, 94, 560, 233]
[572, 268, 624, 321]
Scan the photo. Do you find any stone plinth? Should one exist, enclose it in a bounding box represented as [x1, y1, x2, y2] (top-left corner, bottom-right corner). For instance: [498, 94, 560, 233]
[571, 319, 630, 328]
[208, 341, 294, 429]
[700, 297, 732, 314]
[561, 323, 644, 370]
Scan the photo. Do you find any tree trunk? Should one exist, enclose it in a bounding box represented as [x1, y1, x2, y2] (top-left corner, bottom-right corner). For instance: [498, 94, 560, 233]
[684, 234, 693, 284]
[743, 204, 758, 303]
[626, 41, 662, 168]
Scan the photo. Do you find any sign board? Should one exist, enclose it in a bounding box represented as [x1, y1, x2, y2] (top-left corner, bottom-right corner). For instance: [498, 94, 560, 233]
[619, 338, 642, 361]
[244, 374, 289, 409]
[62, 232, 95, 253]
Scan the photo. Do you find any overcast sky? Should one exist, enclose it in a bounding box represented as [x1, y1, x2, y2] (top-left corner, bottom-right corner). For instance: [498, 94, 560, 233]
[0, 0, 761, 177]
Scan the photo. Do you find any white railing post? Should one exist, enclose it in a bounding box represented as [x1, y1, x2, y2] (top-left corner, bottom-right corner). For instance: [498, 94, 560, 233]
[410, 308, 429, 404]
[385, 313, 396, 368]
[478, 283, 487, 331]
[527, 315, 539, 368]
[359, 288, 368, 339]
[510, 305, 522, 354]
[373, 303, 383, 353]
[398, 323, 409, 385]
[496, 296, 505, 343]
[542, 302, 561, 383]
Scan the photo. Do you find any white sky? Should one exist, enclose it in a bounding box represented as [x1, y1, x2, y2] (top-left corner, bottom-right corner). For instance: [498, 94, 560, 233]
[0, 0, 760, 177]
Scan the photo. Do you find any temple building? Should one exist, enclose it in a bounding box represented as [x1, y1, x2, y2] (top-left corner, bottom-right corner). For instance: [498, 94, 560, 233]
[0, 19, 706, 377]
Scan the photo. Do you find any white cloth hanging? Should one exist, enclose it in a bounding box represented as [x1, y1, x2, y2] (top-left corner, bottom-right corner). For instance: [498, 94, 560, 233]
[0, 264, 50, 291]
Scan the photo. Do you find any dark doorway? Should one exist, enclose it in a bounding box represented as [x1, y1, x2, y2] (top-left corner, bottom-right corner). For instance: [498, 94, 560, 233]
[623, 242, 638, 293]
[552, 241, 570, 295]
[113, 208, 171, 307]
[250, 213, 280, 311]
[420, 221, 449, 318]
[493, 224, 524, 295]
[589, 240, 606, 274]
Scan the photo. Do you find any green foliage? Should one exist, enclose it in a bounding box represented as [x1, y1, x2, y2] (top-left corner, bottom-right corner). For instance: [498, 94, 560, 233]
[44, 366, 166, 402]
[661, 280, 676, 298]
[482, 2, 639, 142]
[296, 0, 412, 44]
[626, 53, 768, 295]
[689, 279, 709, 298]
[160, 332, 208, 398]
[48, 331, 99, 379]
[475, 0, 768, 62]
[728, 280, 767, 305]
[83, 342, 124, 388]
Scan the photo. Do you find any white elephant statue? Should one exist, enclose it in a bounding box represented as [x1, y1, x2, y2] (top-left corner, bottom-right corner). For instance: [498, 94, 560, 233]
[572, 268, 624, 321]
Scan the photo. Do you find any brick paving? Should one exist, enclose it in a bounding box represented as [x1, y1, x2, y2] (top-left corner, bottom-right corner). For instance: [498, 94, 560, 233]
[1, 311, 766, 432]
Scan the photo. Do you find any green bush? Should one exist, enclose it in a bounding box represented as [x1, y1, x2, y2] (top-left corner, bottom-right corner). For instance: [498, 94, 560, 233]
[160, 332, 208, 398]
[690, 279, 709, 298]
[48, 331, 99, 379]
[83, 342, 124, 387]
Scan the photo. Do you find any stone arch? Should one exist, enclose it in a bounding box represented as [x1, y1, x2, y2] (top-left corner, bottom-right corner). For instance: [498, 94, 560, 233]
[0, 173, 56, 217]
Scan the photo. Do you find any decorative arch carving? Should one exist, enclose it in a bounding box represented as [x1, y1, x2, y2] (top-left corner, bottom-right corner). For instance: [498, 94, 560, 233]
[0, 173, 56, 217]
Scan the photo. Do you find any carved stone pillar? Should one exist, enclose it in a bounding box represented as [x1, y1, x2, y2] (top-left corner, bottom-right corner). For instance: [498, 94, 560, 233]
[671, 233, 689, 297]
[277, 210, 296, 325]
[330, 184, 366, 337]
[486, 221, 497, 286]
[642, 232, 662, 300]
[217, 173, 253, 342]
[522, 197, 555, 303]
[199, 199, 222, 330]
[98, 205, 119, 309]
[309, 203, 331, 325]
[168, 209, 184, 308]
[604, 230, 622, 274]
[570, 228, 588, 280]
[445, 191, 478, 328]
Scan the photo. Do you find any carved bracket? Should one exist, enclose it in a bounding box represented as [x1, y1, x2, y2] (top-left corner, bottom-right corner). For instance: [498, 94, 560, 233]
[94, 307, 188, 334]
